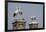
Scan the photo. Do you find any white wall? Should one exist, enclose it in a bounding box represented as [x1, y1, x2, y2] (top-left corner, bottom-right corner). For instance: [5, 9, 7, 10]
[0, 0, 46, 32]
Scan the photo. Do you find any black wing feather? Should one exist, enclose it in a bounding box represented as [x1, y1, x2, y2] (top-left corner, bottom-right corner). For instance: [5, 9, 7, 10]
[13, 13, 17, 17]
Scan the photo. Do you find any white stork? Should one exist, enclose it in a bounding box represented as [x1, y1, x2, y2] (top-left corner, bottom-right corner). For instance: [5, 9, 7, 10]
[13, 7, 23, 17]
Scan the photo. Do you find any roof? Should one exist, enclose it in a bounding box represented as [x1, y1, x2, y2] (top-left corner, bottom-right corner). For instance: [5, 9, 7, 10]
[12, 19, 26, 24]
[30, 22, 38, 24]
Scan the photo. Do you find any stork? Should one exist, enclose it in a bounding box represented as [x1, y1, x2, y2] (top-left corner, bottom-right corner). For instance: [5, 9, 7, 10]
[13, 7, 23, 17]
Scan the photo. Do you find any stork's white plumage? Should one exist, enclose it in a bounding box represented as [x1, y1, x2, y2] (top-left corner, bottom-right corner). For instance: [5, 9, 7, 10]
[14, 7, 22, 14]
[14, 9, 19, 14]
[13, 7, 23, 17]
[18, 8, 23, 15]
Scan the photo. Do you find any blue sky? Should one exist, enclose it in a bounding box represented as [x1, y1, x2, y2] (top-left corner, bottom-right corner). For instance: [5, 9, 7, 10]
[8, 2, 43, 30]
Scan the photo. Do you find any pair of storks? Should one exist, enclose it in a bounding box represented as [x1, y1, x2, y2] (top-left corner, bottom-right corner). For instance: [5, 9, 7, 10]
[13, 8, 23, 17]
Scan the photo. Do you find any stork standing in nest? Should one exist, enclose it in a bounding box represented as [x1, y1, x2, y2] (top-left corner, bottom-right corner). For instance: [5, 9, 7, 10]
[13, 7, 23, 17]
